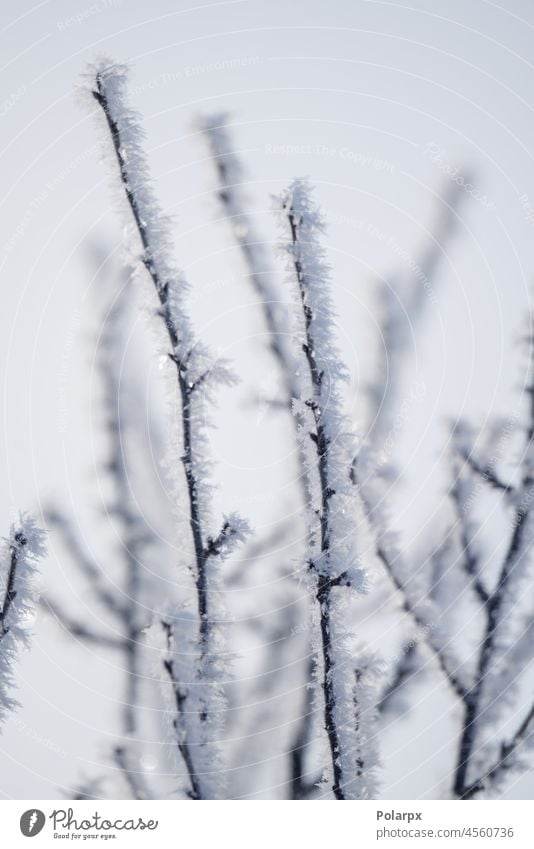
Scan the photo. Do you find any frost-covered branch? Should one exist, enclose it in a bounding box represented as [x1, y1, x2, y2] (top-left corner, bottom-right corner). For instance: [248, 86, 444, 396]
[355, 458, 467, 703]
[199, 114, 297, 395]
[452, 338, 534, 798]
[0, 516, 46, 728]
[90, 60, 249, 799]
[276, 178, 377, 800]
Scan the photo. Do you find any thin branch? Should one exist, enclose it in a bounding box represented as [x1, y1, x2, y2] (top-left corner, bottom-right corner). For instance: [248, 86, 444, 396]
[278, 180, 375, 799]
[288, 656, 318, 800]
[44, 507, 126, 617]
[357, 479, 467, 702]
[449, 463, 490, 605]
[454, 447, 514, 495]
[113, 745, 150, 801]
[199, 115, 297, 396]
[91, 69, 207, 630]
[369, 179, 465, 443]
[453, 504, 532, 798]
[92, 66, 246, 663]
[41, 597, 125, 650]
[453, 351, 534, 797]
[161, 621, 201, 801]
[378, 643, 418, 716]
[98, 287, 149, 739]
[0, 516, 46, 727]
[91, 63, 249, 799]
[284, 195, 343, 799]
[461, 702, 534, 799]
[0, 532, 25, 638]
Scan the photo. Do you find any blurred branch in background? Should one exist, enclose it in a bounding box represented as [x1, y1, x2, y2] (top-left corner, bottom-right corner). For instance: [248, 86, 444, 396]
[368, 178, 467, 448]
[277, 178, 379, 799]
[200, 114, 317, 799]
[16, 53, 532, 802]
[91, 60, 250, 800]
[448, 334, 534, 798]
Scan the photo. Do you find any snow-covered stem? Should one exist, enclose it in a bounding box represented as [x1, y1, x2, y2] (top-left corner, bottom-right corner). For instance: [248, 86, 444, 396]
[453, 444, 514, 495]
[449, 448, 490, 605]
[90, 60, 249, 798]
[277, 178, 375, 800]
[44, 506, 126, 617]
[0, 516, 46, 728]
